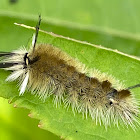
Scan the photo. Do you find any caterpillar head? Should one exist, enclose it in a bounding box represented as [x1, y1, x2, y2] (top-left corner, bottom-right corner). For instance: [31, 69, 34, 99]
[0, 15, 42, 95]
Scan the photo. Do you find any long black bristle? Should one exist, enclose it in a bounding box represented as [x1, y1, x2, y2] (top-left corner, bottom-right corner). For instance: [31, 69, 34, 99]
[127, 84, 140, 90]
[0, 52, 15, 57]
[0, 62, 23, 68]
[33, 15, 41, 52]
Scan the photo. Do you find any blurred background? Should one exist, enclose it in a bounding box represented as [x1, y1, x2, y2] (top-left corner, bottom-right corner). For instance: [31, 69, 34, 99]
[0, 0, 140, 139]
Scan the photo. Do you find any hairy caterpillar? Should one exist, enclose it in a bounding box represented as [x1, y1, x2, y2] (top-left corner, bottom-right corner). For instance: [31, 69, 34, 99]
[0, 16, 140, 129]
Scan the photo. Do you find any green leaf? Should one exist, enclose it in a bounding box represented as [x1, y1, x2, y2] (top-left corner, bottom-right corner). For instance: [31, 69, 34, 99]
[0, 98, 60, 140]
[1, 0, 140, 56]
[0, 24, 140, 140]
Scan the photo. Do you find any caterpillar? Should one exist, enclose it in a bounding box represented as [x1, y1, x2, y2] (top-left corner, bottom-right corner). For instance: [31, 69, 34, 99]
[0, 15, 140, 129]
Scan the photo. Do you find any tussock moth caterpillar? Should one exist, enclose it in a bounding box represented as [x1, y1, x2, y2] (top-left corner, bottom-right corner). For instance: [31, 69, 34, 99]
[0, 15, 140, 130]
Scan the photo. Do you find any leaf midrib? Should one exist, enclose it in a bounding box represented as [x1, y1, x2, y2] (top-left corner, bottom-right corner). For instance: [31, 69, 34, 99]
[0, 10, 140, 42]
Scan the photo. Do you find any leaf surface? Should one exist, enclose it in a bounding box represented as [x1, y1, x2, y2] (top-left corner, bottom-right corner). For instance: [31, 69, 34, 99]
[0, 24, 140, 140]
